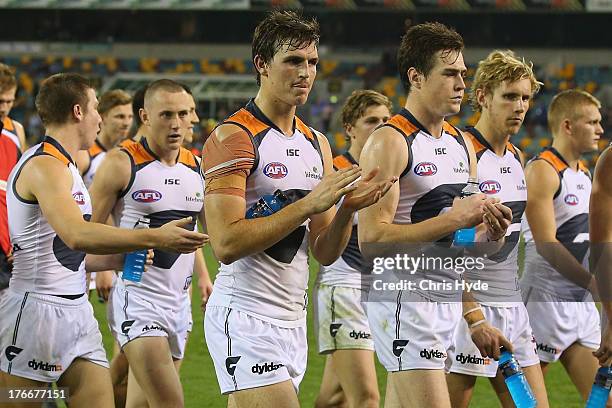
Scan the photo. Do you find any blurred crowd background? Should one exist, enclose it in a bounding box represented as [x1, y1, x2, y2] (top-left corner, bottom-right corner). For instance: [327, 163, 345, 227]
[1, 1, 610, 166]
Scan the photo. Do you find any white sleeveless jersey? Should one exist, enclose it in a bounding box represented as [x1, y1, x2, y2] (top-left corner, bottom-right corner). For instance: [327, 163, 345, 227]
[113, 139, 204, 310]
[7, 137, 91, 295]
[317, 152, 362, 288]
[462, 128, 526, 305]
[206, 101, 324, 326]
[82, 139, 107, 188]
[521, 147, 591, 300]
[382, 109, 470, 302]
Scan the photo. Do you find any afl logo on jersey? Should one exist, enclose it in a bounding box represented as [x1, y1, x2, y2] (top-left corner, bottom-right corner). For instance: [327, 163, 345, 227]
[414, 162, 438, 176]
[263, 162, 288, 179]
[479, 180, 502, 195]
[132, 189, 162, 203]
[564, 194, 579, 206]
[73, 191, 86, 205]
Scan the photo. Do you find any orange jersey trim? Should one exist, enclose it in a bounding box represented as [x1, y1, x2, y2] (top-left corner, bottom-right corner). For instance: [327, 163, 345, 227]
[1, 117, 14, 132]
[42, 142, 70, 166]
[385, 114, 419, 136]
[538, 150, 568, 173]
[227, 108, 269, 137]
[333, 155, 352, 170]
[121, 142, 155, 166]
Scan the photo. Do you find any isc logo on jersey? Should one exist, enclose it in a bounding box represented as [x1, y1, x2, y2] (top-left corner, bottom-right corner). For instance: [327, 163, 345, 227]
[263, 162, 288, 179]
[132, 189, 162, 203]
[479, 180, 502, 195]
[73, 191, 86, 205]
[564, 194, 579, 206]
[414, 162, 437, 176]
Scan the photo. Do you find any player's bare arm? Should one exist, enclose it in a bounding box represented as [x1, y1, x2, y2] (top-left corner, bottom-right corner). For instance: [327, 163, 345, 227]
[20, 154, 206, 254]
[461, 291, 512, 360]
[196, 210, 212, 308]
[525, 158, 594, 290]
[89, 148, 132, 223]
[308, 132, 395, 266]
[591, 147, 612, 365]
[205, 124, 360, 264]
[358, 126, 488, 245]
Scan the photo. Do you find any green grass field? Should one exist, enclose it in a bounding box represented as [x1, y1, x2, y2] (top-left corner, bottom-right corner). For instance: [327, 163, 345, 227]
[89, 246, 588, 407]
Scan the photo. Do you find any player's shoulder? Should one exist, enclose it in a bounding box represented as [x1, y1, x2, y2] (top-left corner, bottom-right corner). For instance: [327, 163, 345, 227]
[210, 122, 251, 144]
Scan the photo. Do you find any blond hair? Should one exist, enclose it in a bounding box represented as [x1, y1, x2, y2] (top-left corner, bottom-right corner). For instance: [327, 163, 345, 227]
[548, 89, 601, 133]
[341, 90, 392, 127]
[470, 50, 542, 112]
[0, 63, 17, 93]
[98, 89, 132, 116]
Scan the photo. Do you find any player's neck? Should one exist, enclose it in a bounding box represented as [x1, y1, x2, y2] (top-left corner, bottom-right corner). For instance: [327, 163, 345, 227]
[347, 145, 361, 164]
[254, 93, 297, 137]
[404, 98, 443, 139]
[552, 138, 581, 170]
[97, 131, 115, 150]
[145, 135, 180, 166]
[474, 120, 509, 157]
[44, 126, 81, 163]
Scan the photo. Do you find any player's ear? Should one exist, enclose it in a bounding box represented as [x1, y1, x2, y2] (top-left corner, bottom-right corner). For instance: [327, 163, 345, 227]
[254, 55, 268, 79]
[408, 67, 422, 90]
[345, 123, 356, 139]
[476, 88, 488, 110]
[139, 108, 148, 126]
[72, 103, 84, 122]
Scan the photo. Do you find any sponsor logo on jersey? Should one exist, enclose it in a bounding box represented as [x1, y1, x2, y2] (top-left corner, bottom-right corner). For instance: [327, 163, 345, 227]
[419, 348, 446, 360]
[4, 346, 22, 361]
[479, 180, 502, 195]
[392, 339, 409, 357]
[263, 162, 288, 179]
[349, 330, 371, 340]
[73, 191, 86, 205]
[304, 167, 322, 180]
[28, 359, 63, 372]
[454, 161, 469, 174]
[225, 356, 241, 376]
[251, 362, 285, 375]
[414, 162, 438, 176]
[536, 342, 558, 355]
[329, 323, 342, 338]
[456, 352, 491, 365]
[121, 320, 135, 335]
[132, 189, 162, 203]
[142, 324, 165, 333]
[183, 275, 192, 291]
[564, 194, 579, 206]
[517, 179, 527, 191]
[185, 191, 204, 203]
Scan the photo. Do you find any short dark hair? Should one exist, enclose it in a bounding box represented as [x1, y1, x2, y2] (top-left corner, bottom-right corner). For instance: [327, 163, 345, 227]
[397, 22, 464, 94]
[252, 10, 320, 86]
[132, 84, 149, 128]
[35, 73, 93, 126]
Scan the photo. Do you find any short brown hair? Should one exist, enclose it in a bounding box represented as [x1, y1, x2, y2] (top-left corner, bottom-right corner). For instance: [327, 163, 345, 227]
[98, 89, 132, 116]
[397, 22, 464, 94]
[35, 73, 93, 126]
[548, 89, 601, 133]
[252, 10, 320, 86]
[470, 50, 542, 112]
[144, 79, 187, 108]
[341, 90, 392, 127]
[0, 63, 17, 93]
